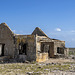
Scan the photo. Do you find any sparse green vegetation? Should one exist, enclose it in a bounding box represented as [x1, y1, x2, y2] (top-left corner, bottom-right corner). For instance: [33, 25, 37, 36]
[0, 62, 74, 75]
[69, 51, 75, 55]
[0, 58, 75, 75]
[64, 62, 75, 64]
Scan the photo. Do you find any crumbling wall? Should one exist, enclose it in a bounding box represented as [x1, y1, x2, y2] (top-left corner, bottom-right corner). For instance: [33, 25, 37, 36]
[36, 35, 54, 62]
[35, 35, 66, 59]
[54, 41, 65, 55]
[26, 35, 36, 61]
[64, 48, 69, 57]
[0, 23, 15, 58]
[36, 53, 48, 62]
[15, 35, 36, 61]
[41, 42, 54, 57]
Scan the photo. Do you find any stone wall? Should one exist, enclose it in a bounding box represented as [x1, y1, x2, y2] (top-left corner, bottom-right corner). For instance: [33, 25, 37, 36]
[0, 23, 67, 62]
[41, 42, 54, 58]
[36, 53, 48, 62]
[64, 48, 69, 57]
[36, 35, 66, 59]
[0, 23, 15, 58]
[36, 35, 54, 62]
[54, 41, 65, 55]
[15, 35, 36, 61]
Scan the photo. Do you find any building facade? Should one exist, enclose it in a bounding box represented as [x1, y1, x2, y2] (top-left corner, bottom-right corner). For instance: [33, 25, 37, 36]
[0, 23, 69, 62]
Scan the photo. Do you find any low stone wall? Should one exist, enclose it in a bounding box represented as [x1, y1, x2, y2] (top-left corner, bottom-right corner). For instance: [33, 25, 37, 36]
[36, 53, 48, 62]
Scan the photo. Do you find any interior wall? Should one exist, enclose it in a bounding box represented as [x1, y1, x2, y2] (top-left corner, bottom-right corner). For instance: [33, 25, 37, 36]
[41, 42, 54, 58]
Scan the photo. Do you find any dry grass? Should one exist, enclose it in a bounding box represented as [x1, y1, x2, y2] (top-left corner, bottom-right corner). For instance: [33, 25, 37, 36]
[0, 58, 74, 75]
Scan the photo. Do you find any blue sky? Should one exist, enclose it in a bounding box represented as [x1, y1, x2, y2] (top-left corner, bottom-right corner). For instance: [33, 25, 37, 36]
[0, 0, 75, 47]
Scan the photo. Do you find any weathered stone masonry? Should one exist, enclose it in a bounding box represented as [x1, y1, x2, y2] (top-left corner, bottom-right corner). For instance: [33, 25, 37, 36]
[0, 23, 15, 58]
[0, 23, 69, 62]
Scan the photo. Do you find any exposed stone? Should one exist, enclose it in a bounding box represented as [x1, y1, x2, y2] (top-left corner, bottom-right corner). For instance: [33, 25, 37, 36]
[0, 23, 69, 62]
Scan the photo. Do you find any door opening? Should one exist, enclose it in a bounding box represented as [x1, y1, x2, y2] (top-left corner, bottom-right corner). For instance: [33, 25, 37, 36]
[23, 44, 27, 55]
[19, 43, 27, 55]
[0, 44, 4, 56]
[48, 45, 50, 57]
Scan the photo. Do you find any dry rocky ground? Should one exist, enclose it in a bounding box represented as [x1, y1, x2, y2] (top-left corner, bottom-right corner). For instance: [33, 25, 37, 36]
[0, 58, 75, 75]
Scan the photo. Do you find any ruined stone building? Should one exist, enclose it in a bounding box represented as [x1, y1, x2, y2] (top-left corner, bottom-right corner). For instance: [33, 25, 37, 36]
[0, 23, 69, 62]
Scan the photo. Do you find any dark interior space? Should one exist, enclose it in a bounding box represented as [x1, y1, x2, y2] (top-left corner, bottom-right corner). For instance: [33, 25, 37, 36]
[57, 47, 64, 54]
[41, 42, 54, 58]
[19, 43, 27, 55]
[0, 44, 4, 56]
[23, 44, 27, 55]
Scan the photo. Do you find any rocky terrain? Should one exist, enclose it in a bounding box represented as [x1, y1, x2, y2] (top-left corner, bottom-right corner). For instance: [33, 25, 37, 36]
[0, 58, 75, 75]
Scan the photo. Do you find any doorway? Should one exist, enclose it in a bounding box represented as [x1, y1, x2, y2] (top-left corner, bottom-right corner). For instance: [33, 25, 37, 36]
[23, 44, 27, 55]
[19, 43, 27, 55]
[41, 42, 54, 58]
[0, 44, 4, 56]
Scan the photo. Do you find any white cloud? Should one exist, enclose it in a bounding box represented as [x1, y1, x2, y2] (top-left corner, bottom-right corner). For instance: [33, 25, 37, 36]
[55, 28, 61, 32]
